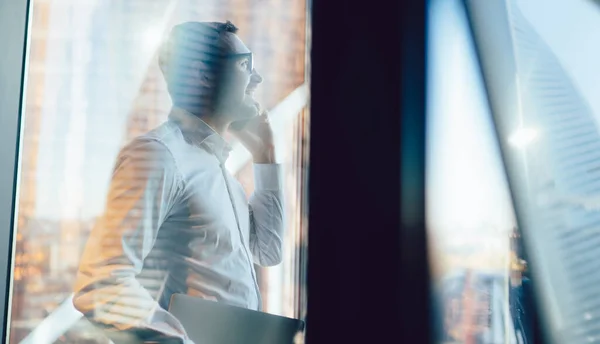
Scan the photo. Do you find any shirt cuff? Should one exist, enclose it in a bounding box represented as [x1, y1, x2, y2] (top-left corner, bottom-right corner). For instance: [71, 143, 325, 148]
[253, 164, 283, 191]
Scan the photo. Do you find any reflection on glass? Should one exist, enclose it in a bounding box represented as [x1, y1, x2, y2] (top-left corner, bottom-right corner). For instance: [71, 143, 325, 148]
[10, 1, 309, 343]
[508, 128, 538, 149]
[427, 0, 520, 343]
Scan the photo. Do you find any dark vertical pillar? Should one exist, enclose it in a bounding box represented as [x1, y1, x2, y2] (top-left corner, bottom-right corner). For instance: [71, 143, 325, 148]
[306, 0, 430, 342]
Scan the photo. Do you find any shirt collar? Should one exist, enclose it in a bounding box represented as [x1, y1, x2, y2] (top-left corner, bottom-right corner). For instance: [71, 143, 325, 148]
[168, 107, 233, 163]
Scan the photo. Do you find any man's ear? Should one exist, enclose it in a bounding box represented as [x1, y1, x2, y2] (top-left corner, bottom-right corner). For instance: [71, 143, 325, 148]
[190, 60, 214, 87]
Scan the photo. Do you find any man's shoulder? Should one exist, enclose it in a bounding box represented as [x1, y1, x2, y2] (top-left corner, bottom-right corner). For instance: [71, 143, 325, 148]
[119, 125, 181, 164]
[122, 121, 182, 157]
[144, 120, 183, 147]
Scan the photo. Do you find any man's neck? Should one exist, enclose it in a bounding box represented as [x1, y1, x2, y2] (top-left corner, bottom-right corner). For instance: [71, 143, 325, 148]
[198, 114, 231, 136]
[176, 105, 231, 136]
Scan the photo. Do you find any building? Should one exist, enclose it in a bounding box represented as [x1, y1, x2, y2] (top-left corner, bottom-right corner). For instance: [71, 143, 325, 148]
[508, 2, 600, 342]
[440, 270, 508, 344]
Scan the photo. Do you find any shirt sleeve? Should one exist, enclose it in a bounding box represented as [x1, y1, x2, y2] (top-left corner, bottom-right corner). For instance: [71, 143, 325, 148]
[248, 163, 285, 267]
[73, 138, 193, 343]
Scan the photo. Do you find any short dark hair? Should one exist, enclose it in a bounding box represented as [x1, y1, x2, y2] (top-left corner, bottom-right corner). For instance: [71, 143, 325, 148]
[158, 21, 239, 109]
[158, 21, 238, 73]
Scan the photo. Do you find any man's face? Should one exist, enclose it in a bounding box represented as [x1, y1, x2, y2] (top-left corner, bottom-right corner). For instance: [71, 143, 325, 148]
[213, 33, 263, 121]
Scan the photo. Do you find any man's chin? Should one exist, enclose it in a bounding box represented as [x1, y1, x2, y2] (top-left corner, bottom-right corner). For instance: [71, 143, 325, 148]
[217, 95, 260, 121]
[229, 100, 257, 131]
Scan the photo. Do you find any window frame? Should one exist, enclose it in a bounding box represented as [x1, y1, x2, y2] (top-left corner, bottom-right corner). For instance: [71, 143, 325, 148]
[306, 0, 430, 342]
[0, 0, 33, 341]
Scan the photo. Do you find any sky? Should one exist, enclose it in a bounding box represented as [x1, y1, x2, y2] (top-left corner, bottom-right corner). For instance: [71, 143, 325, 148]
[518, 0, 600, 120]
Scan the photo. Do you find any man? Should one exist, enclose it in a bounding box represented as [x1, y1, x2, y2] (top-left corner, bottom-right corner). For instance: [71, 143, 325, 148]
[73, 21, 284, 344]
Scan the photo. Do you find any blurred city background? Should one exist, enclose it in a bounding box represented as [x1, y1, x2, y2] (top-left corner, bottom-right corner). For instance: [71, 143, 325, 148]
[11, 0, 309, 342]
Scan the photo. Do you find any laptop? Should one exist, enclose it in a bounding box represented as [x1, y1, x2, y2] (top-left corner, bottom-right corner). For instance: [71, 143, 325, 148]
[169, 294, 305, 344]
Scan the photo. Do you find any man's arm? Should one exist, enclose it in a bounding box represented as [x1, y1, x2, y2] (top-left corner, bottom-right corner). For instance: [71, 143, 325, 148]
[230, 110, 286, 267]
[73, 138, 192, 343]
[248, 163, 285, 267]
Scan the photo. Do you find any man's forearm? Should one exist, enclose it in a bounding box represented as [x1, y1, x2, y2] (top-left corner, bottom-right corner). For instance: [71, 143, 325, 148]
[248, 164, 285, 266]
[252, 144, 276, 164]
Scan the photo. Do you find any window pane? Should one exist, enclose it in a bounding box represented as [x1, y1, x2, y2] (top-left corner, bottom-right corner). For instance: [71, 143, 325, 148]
[10, 0, 310, 343]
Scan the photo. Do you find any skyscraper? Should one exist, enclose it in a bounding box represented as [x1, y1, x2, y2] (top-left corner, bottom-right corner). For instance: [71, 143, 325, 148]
[508, 2, 600, 342]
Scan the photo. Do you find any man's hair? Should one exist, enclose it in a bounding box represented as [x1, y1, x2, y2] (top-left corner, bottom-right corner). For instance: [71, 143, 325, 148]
[158, 21, 239, 109]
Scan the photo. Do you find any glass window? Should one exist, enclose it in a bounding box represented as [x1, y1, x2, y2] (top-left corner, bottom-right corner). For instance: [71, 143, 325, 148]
[9, 0, 310, 343]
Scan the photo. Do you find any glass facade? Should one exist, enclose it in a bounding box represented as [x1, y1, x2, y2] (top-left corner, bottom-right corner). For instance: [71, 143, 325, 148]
[506, 1, 600, 342]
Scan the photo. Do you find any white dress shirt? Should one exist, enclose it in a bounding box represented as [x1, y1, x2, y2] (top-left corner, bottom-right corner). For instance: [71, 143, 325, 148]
[73, 107, 285, 343]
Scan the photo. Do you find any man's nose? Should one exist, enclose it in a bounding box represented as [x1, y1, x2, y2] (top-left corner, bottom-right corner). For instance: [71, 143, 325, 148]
[251, 69, 263, 84]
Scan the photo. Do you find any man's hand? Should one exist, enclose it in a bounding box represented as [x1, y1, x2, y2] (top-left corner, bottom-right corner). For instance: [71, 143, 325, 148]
[229, 110, 276, 164]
